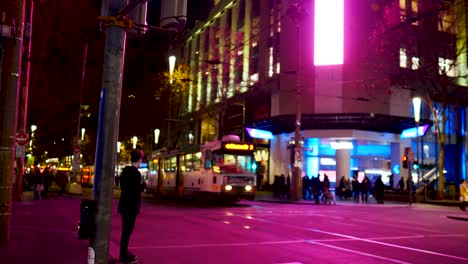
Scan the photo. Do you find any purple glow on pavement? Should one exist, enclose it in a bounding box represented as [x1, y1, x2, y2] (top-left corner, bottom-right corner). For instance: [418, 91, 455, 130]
[314, 0, 344, 66]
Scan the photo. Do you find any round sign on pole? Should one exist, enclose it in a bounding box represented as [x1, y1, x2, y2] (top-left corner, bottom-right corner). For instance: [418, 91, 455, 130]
[73, 145, 81, 154]
[16, 132, 29, 146]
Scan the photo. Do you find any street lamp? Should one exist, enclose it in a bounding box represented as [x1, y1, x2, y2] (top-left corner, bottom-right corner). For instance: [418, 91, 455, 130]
[154, 129, 160, 144]
[30, 124, 37, 150]
[167, 53, 176, 147]
[81, 128, 86, 142]
[169, 54, 176, 84]
[117, 141, 121, 153]
[132, 136, 138, 149]
[413, 97, 421, 189]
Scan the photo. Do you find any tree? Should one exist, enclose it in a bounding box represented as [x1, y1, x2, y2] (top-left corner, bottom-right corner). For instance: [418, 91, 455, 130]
[155, 64, 191, 147]
[370, 0, 467, 198]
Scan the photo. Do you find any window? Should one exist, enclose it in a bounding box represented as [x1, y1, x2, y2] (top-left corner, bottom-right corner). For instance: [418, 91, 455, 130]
[411, 0, 418, 25]
[194, 152, 201, 171]
[226, 8, 232, 29]
[252, 0, 260, 18]
[237, 0, 245, 30]
[439, 5, 456, 33]
[399, 0, 406, 22]
[212, 152, 255, 173]
[180, 155, 185, 172]
[400, 48, 407, 68]
[250, 41, 259, 77]
[205, 150, 212, 169]
[204, 29, 210, 53]
[170, 157, 177, 172]
[439, 57, 456, 77]
[268, 47, 274, 77]
[411, 57, 420, 70]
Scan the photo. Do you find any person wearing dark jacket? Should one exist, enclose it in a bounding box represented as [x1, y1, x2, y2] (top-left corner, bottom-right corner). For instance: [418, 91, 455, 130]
[374, 176, 385, 204]
[118, 150, 146, 263]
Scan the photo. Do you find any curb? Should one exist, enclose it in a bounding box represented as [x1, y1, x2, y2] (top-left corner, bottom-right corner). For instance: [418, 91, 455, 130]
[447, 215, 468, 221]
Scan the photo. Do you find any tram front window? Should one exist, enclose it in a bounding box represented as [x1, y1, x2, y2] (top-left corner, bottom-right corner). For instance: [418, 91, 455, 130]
[214, 153, 254, 173]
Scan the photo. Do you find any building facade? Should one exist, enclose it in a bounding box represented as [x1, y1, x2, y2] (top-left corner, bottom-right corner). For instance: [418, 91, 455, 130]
[176, 0, 468, 194]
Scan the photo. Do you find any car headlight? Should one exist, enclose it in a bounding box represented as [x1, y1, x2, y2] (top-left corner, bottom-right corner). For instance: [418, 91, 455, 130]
[245, 185, 252, 191]
[225, 185, 233, 191]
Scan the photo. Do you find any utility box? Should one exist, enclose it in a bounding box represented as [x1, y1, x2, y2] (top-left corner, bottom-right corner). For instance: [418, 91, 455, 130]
[78, 199, 97, 240]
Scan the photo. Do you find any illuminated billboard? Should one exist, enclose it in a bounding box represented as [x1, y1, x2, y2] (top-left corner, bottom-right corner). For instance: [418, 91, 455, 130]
[314, 0, 344, 66]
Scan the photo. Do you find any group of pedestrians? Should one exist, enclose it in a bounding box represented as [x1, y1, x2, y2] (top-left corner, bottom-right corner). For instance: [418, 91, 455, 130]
[272, 174, 290, 198]
[335, 175, 386, 204]
[302, 174, 334, 204]
[25, 165, 69, 200]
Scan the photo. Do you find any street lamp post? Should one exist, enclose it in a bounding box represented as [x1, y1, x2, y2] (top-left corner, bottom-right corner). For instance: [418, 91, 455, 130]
[413, 97, 421, 191]
[290, 4, 304, 201]
[167, 53, 176, 148]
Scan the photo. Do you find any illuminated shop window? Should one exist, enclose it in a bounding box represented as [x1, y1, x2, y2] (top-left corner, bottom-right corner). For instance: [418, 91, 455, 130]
[411, 57, 420, 70]
[439, 57, 456, 77]
[400, 48, 407, 68]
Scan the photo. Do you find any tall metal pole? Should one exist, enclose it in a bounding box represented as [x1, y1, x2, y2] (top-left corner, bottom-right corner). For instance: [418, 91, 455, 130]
[72, 43, 87, 183]
[291, 14, 303, 201]
[13, 0, 33, 202]
[92, 0, 127, 262]
[0, 0, 26, 244]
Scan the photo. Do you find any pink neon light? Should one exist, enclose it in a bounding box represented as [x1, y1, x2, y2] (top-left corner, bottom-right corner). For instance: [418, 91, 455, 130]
[314, 0, 344, 66]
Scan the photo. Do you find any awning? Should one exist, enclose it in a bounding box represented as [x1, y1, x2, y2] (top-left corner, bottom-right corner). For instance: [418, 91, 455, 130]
[250, 113, 433, 135]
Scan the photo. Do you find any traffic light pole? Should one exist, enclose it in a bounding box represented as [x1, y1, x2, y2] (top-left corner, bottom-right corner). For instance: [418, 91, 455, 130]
[408, 160, 412, 205]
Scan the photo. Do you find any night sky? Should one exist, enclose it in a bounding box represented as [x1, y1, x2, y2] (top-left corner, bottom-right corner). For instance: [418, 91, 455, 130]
[27, 0, 213, 160]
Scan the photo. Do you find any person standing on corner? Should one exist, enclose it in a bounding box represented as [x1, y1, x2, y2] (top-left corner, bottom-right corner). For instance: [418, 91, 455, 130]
[118, 149, 146, 263]
[459, 179, 468, 212]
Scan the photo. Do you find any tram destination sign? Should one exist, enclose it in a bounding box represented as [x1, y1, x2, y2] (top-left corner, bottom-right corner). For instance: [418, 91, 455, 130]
[223, 143, 255, 151]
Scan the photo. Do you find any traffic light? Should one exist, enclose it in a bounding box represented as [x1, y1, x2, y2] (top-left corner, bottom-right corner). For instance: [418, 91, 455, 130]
[402, 155, 408, 169]
[413, 161, 419, 170]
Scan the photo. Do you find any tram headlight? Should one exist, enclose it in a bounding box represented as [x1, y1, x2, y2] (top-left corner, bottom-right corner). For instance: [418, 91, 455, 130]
[225, 185, 233, 191]
[245, 185, 252, 192]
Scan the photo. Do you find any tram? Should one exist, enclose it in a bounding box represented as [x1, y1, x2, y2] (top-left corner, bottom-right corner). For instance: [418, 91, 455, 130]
[146, 135, 257, 202]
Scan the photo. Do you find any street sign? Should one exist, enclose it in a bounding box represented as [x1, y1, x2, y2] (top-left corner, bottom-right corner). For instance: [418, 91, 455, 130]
[15, 145, 25, 158]
[73, 145, 81, 154]
[16, 132, 29, 146]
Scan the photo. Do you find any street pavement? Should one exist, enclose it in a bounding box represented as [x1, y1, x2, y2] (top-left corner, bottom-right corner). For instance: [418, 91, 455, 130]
[1, 191, 468, 264]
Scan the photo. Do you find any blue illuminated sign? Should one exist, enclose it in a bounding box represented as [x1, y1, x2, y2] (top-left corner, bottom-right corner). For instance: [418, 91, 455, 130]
[400, 125, 429, 138]
[245, 127, 273, 139]
[393, 164, 400, 175]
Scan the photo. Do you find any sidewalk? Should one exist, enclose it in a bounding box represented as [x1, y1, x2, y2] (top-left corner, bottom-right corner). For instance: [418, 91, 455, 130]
[0, 192, 88, 264]
[254, 191, 463, 207]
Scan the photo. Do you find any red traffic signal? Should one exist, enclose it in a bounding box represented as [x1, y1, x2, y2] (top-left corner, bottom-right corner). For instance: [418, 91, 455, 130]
[402, 155, 408, 168]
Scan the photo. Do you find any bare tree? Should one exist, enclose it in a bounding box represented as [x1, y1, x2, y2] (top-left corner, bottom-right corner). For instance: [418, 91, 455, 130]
[370, 0, 467, 198]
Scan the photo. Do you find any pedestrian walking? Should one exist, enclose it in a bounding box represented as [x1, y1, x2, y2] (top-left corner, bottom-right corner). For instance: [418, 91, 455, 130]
[398, 177, 405, 192]
[374, 176, 385, 204]
[32, 167, 42, 201]
[459, 179, 468, 212]
[118, 149, 146, 263]
[41, 166, 50, 199]
[55, 170, 69, 196]
[361, 176, 370, 203]
[352, 176, 360, 202]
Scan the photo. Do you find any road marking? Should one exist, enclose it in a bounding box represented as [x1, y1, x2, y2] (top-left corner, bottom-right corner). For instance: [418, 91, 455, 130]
[351, 218, 445, 234]
[240, 215, 468, 262]
[306, 240, 411, 264]
[130, 240, 305, 249]
[276, 262, 303, 264]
